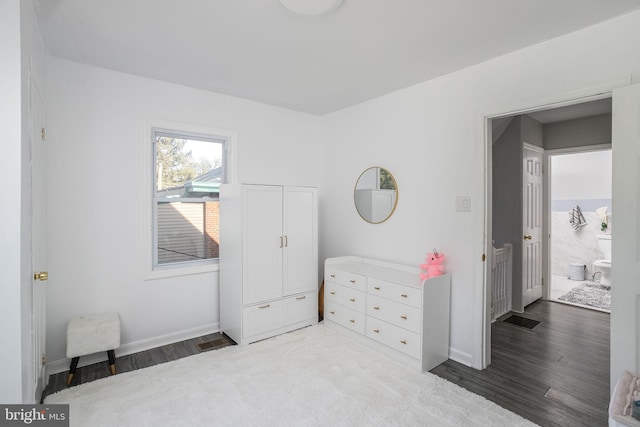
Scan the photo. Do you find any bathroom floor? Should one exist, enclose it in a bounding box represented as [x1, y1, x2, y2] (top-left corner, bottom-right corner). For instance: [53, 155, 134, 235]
[550, 274, 610, 313]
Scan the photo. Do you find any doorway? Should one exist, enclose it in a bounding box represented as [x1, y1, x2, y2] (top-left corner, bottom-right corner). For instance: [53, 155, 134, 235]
[486, 95, 612, 367]
[547, 149, 612, 313]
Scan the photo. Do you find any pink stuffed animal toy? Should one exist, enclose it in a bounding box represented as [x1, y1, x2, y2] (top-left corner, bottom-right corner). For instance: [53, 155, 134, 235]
[420, 251, 445, 280]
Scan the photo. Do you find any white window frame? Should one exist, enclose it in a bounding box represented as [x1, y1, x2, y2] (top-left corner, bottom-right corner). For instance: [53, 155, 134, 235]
[143, 119, 237, 280]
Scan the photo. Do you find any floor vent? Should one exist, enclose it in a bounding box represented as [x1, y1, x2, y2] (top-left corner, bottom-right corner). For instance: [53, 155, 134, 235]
[502, 314, 541, 330]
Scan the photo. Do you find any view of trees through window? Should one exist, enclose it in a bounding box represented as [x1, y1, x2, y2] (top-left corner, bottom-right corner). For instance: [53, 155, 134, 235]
[379, 168, 395, 190]
[155, 137, 220, 192]
[153, 131, 225, 266]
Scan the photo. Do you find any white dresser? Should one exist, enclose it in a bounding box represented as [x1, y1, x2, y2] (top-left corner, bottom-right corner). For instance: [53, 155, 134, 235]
[324, 256, 450, 372]
[219, 184, 318, 345]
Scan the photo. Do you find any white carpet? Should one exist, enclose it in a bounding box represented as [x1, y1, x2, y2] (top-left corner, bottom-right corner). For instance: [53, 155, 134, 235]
[46, 324, 537, 427]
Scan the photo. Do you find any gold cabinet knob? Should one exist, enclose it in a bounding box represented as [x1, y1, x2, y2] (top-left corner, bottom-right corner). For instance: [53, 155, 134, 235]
[373, 329, 380, 333]
[350, 280, 356, 283]
[374, 286, 380, 290]
[523, 234, 532, 240]
[349, 298, 355, 302]
[400, 315, 407, 319]
[400, 294, 408, 298]
[400, 340, 407, 345]
[330, 274, 335, 278]
[330, 311, 335, 315]
[34, 271, 48, 281]
[373, 306, 380, 310]
[349, 319, 355, 323]
[330, 291, 335, 295]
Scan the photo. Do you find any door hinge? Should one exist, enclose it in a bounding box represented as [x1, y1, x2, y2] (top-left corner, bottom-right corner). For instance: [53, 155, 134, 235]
[41, 127, 45, 141]
[482, 253, 486, 262]
[41, 354, 46, 365]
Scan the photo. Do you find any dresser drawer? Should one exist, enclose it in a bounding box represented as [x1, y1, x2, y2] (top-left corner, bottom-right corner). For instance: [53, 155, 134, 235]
[324, 300, 365, 334]
[367, 294, 421, 334]
[243, 300, 284, 338]
[368, 278, 422, 309]
[324, 282, 366, 313]
[366, 316, 421, 359]
[325, 268, 367, 292]
[283, 292, 317, 325]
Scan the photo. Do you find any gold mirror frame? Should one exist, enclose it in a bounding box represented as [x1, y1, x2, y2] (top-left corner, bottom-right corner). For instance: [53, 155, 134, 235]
[354, 167, 398, 224]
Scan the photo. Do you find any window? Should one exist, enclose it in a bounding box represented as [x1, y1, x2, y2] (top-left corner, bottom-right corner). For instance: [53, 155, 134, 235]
[152, 128, 227, 270]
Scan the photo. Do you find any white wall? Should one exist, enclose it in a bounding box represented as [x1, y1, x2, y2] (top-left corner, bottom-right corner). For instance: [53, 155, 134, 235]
[44, 58, 323, 371]
[320, 11, 640, 369]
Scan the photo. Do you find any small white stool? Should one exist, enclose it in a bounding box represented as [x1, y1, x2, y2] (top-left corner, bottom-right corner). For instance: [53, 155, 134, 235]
[66, 312, 121, 385]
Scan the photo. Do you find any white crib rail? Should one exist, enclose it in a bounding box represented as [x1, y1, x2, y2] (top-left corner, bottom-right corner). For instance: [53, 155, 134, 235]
[492, 243, 513, 321]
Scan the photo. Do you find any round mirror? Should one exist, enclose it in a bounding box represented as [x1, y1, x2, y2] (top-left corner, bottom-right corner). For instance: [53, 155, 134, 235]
[354, 167, 398, 224]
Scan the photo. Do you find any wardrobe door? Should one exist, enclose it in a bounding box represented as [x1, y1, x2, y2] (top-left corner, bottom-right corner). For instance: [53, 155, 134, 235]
[243, 185, 283, 304]
[282, 186, 318, 296]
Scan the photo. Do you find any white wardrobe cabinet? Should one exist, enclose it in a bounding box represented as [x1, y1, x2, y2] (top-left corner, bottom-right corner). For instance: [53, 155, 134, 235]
[220, 184, 318, 345]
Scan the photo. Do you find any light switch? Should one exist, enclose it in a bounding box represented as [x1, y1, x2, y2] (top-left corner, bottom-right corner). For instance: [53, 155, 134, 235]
[456, 196, 471, 212]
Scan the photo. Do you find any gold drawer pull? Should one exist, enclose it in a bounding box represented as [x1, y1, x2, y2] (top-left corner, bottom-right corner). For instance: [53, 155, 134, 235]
[330, 311, 335, 315]
[374, 286, 380, 290]
[400, 294, 408, 298]
[400, 315, 407, 319]
[296, 296, 306, 300]
[373, 329, 380, 333]
[259, 304, 270, 309]
[350, 280, 356, 283]
[349, 319, 355, 323]
[350, 298, 356, 302]
[330, 274, 336, 278]
[330, 291, 335, 295]
[373, 306, 380, 310]
[400, 340, 407, 345]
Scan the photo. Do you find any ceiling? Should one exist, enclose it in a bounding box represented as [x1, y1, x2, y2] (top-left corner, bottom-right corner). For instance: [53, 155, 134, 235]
[527, 98, 612, 124]
[33, 0, 640, 115]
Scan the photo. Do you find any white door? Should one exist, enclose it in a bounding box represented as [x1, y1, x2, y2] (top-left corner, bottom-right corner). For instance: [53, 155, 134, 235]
[282, 187, 317, 296]
[243, 185, 283, 304]
[30, 73, 48, 400]
[522, 143, 543, 307]
[611, 83, 640, 388]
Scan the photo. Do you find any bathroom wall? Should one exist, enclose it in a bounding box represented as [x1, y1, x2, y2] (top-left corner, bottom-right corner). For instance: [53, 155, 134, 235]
[550, 150, 612, 279]
[544, 113, 612, 150]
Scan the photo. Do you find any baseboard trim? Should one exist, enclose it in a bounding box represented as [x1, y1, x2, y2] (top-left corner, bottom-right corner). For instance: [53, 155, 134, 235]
[46, 322, 220, 375]
[448, 347, 474, 368]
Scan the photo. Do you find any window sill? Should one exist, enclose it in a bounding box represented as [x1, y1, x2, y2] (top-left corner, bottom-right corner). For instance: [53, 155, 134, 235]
[144, 260, 219, 281]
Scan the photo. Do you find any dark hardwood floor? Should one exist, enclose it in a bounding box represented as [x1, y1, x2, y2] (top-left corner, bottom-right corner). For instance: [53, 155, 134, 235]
[44, 301, 610, 426]
[431, 300, 610, 427]
[42, 332, 236, 401]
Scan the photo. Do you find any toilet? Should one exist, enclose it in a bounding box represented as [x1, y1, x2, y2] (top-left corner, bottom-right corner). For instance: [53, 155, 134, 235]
[594, 234, 612, 287]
